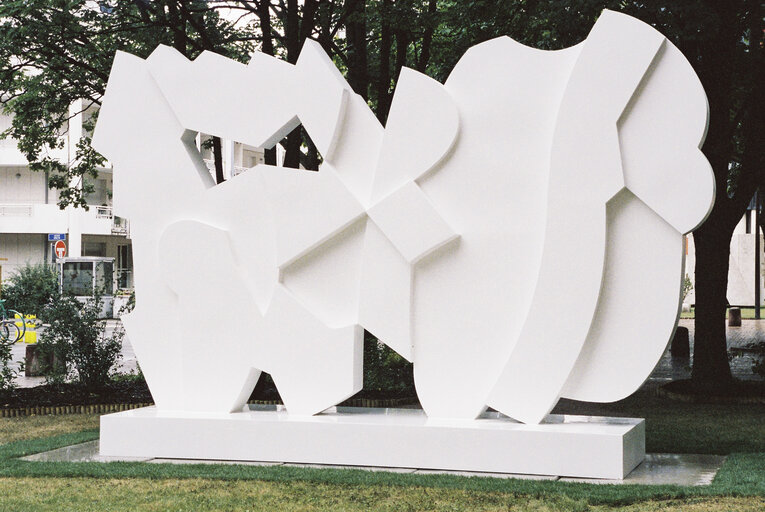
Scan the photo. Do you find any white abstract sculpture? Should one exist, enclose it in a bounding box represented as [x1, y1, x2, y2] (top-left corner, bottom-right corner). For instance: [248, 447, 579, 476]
[95, 9, 712, 477]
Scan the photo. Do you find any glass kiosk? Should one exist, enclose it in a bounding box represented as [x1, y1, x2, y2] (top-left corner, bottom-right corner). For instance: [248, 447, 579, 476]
[56, 257, 115, 318]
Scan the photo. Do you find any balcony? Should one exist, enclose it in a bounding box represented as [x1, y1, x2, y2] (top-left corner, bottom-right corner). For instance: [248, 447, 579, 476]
[203, 158, 251, 180]
[0, 203, 127, 236]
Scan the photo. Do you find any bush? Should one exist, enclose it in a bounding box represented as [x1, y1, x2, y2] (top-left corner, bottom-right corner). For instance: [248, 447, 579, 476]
[363, 331, 414, 397]
[2, 263, 58, 317]
[37, 292, 123, 389]
[0, 340, 15, 391]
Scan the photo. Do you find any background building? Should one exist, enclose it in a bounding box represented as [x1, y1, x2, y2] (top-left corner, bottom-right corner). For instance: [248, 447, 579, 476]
[0, 101, 270, 295]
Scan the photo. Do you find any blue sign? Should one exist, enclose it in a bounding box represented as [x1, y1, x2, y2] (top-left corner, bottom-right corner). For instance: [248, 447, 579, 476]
[48, 234, 66, 242]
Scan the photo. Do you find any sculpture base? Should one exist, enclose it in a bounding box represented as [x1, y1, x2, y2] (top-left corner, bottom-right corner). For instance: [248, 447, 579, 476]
[100, 405, 645, 479]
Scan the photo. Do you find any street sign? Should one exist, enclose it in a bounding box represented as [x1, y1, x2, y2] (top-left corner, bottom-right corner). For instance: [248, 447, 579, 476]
[54, 240, 67, 259]
[48, 234, 66, 242]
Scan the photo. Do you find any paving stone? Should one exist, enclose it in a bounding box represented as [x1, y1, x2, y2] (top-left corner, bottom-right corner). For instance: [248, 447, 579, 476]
[21, 440, 151, 463]
[149, 458, 284, 467]
[413, 469, 558, 480]
[560, 453, 726, 486]
[283, 463, 416, 473]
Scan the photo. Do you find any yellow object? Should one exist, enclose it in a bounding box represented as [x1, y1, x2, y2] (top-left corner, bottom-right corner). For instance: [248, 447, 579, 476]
[23, 314, 36, 344]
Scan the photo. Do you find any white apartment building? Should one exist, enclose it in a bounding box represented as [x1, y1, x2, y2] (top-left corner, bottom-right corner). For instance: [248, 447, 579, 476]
[0, 100, 267, 293]
[0, 101, 134, 290]
[685, 207, 765, 307]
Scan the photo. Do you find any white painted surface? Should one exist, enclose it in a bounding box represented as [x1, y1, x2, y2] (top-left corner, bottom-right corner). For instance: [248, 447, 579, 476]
[101, 406, 645, 480]
[92, 9, 713, 436]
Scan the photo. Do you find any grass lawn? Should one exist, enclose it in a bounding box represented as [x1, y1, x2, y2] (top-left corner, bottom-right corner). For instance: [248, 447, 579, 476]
[0, 392, 762, 511]
[680, 306, 765, 319]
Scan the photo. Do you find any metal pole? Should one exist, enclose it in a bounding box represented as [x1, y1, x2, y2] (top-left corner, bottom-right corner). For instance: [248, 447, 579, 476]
[755, 189, 761, 319]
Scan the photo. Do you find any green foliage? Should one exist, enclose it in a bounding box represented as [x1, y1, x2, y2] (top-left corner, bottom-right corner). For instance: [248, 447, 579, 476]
[37, 293, 123, 389]
[1, 263, 58, 318]
[683, 273, 694, 301]
[0, 0, 251, 208]
[363, 331, 414, 396]
[0, 338, 15, 392]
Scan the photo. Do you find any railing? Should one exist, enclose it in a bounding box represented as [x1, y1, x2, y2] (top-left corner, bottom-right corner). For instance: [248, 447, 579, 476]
[0, 204, 33, 217]
[203, 159, 252, 179]
[95, 205, 113, 218]
[112, 216, 129, 236]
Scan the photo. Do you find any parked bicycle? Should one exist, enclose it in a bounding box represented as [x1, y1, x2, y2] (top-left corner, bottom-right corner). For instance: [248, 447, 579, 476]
[0, 299, 25, 346]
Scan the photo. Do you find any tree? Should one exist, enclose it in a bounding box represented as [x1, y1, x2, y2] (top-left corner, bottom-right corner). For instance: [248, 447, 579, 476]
[0, 0, 252, 204]
[3, 0, 761, 391]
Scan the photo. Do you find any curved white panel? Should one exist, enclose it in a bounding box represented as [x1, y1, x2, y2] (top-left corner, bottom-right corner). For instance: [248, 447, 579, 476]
[159, 220, 262, 413]
[412, 37, 580, 419]
[562, 190, 683, 402]
[562, 37, 714, 402]
[487, 10, 666, 424]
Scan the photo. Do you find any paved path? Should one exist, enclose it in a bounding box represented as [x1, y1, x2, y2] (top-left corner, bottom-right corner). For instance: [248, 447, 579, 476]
[23, 440, 727, 486]
[9, 318, 763, 388]
[649, 318, 763, 383]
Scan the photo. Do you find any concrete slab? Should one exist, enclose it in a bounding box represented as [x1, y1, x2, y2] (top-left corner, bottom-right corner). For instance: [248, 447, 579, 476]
[100, 407, 645, 479]
[412, 469, 558, 480]
[561, 453, 727, 486]
[283, 463, 416, 473]
[149, 458, 284, 467]
[20, 440, 726, 487]
[21, 440, 151, 463]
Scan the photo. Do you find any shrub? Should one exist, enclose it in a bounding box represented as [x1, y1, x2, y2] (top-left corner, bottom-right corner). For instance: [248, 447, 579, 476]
[2, 263, 58, 317]
[363, 331, 414, 397]
[682, 273, 693, 302]
[0, 340, 15, 391]
[37, 292, 123, 389]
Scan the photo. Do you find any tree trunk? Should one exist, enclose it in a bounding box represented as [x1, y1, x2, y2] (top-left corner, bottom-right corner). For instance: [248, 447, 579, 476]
[375, 0, 392, 123]
[257, 0, 277, 166]
[692, 227, 734, 388]
[394, 28, 409, 84]
[345, 0, 369, 100]
[416, 0, 437, 73]
[303, 127, 320, 170]
[282, 126, 302, 169]
[212, 136, 225, 184]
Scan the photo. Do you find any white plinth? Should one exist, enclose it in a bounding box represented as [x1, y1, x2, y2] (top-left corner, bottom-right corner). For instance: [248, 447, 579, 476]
[100, 405, 645, 479]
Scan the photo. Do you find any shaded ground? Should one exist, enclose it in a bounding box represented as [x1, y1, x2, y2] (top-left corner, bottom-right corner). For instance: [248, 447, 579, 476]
[4, 318, 764, 410]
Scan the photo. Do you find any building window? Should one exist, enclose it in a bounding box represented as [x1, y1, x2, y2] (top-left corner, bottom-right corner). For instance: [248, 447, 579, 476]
[82, 241, 107, 257]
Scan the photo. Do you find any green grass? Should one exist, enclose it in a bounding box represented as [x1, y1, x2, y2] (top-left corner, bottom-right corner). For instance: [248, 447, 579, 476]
[0, 396, 762, 510]
[552, 389, 765, 454]
[0, 413, 100, 444]
[680, 306, 765, 319]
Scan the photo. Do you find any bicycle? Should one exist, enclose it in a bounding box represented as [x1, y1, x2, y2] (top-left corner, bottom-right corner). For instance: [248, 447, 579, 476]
[0, 299, 25, 346]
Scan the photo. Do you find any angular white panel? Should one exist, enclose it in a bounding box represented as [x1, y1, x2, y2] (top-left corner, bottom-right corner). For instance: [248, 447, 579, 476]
[367, 182, 458, 264]
[159, 220, 262, 413]
[358, 221, 413, 361]
[280, 218, 366, 329]
[257, 164, 365, 268]
[149, 46, 300, 149]
[255, 287, 363, 416]
[371, 68, 459, 202]
[295, 40, 351, 158]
